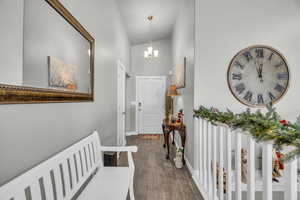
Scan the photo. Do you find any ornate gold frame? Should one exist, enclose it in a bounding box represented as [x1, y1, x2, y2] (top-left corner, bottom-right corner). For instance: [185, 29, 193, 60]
[0, 0, 95, 104]
[227, 45, 290, 108]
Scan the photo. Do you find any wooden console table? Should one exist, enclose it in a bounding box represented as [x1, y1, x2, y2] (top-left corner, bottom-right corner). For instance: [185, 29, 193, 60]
[162, 119, 186, 164]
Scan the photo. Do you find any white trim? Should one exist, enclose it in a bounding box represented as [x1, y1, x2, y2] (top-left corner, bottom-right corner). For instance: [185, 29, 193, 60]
[135, 76, 166, 134]
[192, 175, 209, 200]
[117, 60, 126, 147]
[117, 59, 126, 71]
[186, 159, 209, 200]
[185, 157, 195, 176]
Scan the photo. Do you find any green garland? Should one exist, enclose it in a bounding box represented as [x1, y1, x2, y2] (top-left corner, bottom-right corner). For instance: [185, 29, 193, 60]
[193, 104, 300, 162]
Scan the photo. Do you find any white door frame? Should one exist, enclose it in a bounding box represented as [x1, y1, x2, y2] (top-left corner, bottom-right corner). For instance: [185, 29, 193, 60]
[117, 60, 126, 146]
[135, 76, 166, 134]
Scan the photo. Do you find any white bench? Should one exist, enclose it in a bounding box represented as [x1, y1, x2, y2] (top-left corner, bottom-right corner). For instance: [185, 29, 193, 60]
[0, 131, 137, 200]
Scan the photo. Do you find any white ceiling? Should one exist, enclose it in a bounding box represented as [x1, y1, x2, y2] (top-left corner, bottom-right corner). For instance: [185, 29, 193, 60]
[116, 0, 182, 45]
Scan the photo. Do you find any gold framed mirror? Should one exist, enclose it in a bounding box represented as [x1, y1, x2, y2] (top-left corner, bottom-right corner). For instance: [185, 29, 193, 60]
[0, 0, 94, 104]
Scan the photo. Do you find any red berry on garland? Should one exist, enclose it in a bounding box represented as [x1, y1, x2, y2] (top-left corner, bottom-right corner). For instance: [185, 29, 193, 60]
[276, 152, 284, 170]
[279, 120, 288, 127]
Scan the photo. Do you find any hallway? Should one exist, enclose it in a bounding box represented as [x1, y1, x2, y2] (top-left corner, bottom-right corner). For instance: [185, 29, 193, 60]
[120, 135, 203, 200]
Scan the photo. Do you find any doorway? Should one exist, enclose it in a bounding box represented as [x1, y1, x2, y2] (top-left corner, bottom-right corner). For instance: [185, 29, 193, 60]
[136, 76, 166, 134]
[117, 60, 126, 146]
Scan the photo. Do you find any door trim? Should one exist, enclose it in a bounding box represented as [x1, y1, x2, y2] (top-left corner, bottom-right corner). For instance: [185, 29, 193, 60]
[117, 60, 126, 146]
[135, 76, 166, 134]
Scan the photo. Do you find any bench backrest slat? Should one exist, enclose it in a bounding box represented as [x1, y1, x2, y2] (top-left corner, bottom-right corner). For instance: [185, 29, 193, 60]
[43, 171, 55, 200]
[0, 131, 102, 200]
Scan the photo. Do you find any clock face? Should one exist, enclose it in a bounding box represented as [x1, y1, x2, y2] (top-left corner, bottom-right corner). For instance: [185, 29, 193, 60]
[227, 45, 289, 107]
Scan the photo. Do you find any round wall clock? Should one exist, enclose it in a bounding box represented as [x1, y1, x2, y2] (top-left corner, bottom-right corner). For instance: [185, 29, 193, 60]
[227, 45, 289, 107]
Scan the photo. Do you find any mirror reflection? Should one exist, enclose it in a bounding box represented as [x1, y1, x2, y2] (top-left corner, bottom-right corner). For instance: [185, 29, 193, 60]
[0, 0, 92, 93]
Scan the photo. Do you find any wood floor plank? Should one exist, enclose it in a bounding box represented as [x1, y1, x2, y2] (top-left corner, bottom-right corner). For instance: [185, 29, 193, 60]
[119, 136, 203, 200]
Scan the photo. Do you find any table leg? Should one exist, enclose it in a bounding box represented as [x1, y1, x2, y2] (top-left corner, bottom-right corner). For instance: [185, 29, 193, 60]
[162, 124, 166, 148]
[180, 128, 186, 165]
[172, 130, 175, 145]
[164, 131, 170, 160]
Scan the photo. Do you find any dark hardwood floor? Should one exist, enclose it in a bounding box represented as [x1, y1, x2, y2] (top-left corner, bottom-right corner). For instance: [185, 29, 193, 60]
[119, 135, 203, 200]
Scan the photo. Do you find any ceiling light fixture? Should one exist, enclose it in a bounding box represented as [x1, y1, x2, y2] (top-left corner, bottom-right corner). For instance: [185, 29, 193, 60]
[144, 16, 159, 59]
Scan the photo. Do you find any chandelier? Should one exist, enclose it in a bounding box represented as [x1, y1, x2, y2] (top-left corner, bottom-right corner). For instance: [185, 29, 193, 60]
[144, 16, 159, 59]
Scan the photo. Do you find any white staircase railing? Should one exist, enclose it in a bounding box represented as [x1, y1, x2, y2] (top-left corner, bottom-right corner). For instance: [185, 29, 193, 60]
[193, 117, 298, 200]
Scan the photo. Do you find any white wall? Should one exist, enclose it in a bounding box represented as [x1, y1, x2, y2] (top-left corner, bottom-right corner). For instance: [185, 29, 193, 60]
[0, 0, 130, 186]
[126, 38, 173, 131]
[195, 0, 300, 122]
[172, 0, 195, 167]
[0, 0, 23, 85]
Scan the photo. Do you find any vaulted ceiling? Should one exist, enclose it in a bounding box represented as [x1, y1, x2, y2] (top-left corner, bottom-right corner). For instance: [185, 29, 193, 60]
[116, 0, 182, 45]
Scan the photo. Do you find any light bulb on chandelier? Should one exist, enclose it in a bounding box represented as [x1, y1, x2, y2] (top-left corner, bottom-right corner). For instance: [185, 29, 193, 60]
[144, 46, 159, 58]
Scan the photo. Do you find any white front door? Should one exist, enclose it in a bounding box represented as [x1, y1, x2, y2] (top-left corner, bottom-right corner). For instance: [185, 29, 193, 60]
[117, 61, 126, 146]
[136, 76, 166, 134]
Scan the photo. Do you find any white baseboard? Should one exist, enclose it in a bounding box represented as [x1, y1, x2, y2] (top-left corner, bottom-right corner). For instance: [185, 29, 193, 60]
[184, 157, 195, 175]
[126, 131, 138, 136]
[192, 174, 209, 200]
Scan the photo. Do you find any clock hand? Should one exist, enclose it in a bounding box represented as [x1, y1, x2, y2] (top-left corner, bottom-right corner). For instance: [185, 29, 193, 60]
[255, 59, 264, 83]
[254, 59, 261, 77]
[259, 63, 264, 82]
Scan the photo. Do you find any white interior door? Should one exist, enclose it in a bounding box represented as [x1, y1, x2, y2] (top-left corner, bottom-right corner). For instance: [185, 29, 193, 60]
[117, 61, 126, 146]
[136, 76, 166, 134]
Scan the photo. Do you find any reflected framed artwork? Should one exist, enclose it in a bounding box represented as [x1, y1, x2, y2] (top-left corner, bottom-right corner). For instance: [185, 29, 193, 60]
[174, 57, 186, 89]
[48, 56, 78, 91]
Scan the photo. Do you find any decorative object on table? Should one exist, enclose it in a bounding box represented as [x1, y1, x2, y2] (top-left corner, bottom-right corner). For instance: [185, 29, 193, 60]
[171, 115, 177, 123]
[177, 109, 184, 123]
[143, 16, 159, 59]
[194, 104, 300, 162]
[241, 148, 247, 184]
[162, 119, 186, 164]
[48, 56, 78, 91]
[167, 85, 180, 115]
[103, 152, 118, 166]
[227, 45, 289, 107]
[174, 148, 184, 169]
[174, 57, 187, 88]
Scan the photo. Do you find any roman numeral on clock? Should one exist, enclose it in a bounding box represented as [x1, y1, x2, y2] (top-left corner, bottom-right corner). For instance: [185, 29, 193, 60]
[234, 61, 244, 69]
[255, 48, 264, 58]
[268, 53, 274, 61]
[235, 83, 245, 94]
[257, 94, 264, 104]
[275, 61, 285, 68]
[232, 73, 242, 80]
[274, 83, 285, 93]
[243, 52, 253, 62]
[269, 92, 276, 101]
[243, 91, 253, 102]
[277, 73, 288, 80]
